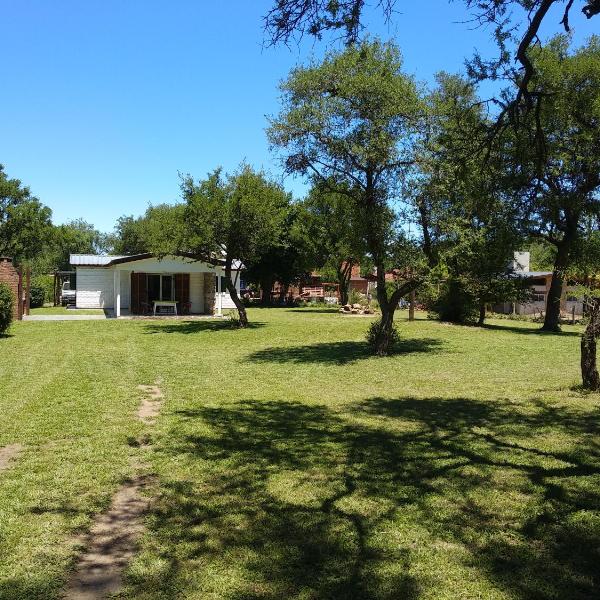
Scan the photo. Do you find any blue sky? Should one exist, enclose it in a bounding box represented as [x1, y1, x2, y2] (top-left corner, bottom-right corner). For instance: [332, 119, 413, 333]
[1, 1, 596, 232]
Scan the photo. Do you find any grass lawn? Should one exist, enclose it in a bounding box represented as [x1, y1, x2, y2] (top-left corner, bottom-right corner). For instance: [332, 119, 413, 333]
[29, 306, 106, 315]
[0, 308, 599, 599]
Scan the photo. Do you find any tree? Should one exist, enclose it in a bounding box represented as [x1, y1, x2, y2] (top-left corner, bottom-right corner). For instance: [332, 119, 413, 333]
[244, 203, 311, 305]
[179, 166, 289, 327]
[49, 219, 108, 271]
[507, 37, 600, 331]
[0, 164, 52, 263]
[417, 73, 527, 326]
[111, 215, 150, 255]
[268, 40, 425, 354]
[264, 1, 600, 104]
[299, 179, 366, 305]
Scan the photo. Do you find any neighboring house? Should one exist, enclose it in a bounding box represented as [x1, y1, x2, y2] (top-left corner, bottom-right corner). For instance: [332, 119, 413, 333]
[70, 253, 242, 317]
[496, 251, 584, 317]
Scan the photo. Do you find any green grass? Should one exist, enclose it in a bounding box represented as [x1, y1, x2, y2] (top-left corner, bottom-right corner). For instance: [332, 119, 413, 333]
[29, 306, 106, 315]
[0, 308, 599, 599]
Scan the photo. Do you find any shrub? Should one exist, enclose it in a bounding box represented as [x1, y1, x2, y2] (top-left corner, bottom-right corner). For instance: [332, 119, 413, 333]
[428, 278, 479, 325]
[29, 284, 46, 308]
[0, 282, 14, 335]
[366, 317, 400, 354]
[348, 288, 366, 306]
[31, 274, 54, 304]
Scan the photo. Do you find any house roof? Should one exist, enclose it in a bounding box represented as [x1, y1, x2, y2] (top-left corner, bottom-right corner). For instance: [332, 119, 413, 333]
[70, 253, 243, 269]
[517, 271, 553, 278]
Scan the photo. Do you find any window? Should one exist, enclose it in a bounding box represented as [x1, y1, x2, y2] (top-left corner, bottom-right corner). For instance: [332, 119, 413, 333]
[532, 293, 545, 302]
[147, 274, 174, 302]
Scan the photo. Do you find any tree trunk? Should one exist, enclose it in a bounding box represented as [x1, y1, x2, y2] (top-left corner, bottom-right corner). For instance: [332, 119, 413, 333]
[478, 300, 486, 326]
[373, 301, 396, 356]
[279, 283, 289, 304]
[581, 300, 600, 390]
[409, 290, 415, 321]
[337, 261, 353, 306]
[225, 262, 248, 327]
[259, 274, 274, 306]
[542, 241, 569, 332]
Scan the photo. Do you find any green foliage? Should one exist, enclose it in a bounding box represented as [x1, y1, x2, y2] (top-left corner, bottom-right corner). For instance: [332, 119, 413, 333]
[347, 288, 366, 306]
[526, 240, 556, 272]
[366, 317, 400, 352]
[428, 278, 480, 325]
[31, 274, 54, 304]
[29, 284, 46, 308]
[0, 282, 14, 334]
[180, 165, 289, 269]
[0, 164, 53, 263]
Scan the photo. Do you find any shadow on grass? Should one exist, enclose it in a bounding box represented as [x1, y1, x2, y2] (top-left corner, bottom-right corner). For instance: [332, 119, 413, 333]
[246, 338, 444, 365]
[286, 308, 341, 314]
[143, 320, 265, 335]
[127, 397, 600, 599]
[483, 322, 581, 337]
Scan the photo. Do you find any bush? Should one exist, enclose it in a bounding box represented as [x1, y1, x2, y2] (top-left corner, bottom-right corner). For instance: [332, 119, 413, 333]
[31, 274, 54, 304]
[0, 282, 14, 335]
[29, 284, 46, 308]
[366, 317, 400, 354]
[348, 288, 367, 306]
[428, 278, 479, 325]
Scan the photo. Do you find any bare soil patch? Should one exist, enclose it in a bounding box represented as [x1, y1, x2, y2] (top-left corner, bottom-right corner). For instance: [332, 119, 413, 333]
[137, 381, 163, 424]
[0, 443, 23, 472]
[64, 475, 152, 599]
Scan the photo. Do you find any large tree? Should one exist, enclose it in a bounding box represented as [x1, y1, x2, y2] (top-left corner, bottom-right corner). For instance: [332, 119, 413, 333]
[0, 164, 52, 263]
[269, 40, 425, 354]
[265, 1, 600, 103]
[507, 36, 600, 331]
[179, 166, 289, 327]
[417, 73, 527, 326]
[298, 179, 366, 305]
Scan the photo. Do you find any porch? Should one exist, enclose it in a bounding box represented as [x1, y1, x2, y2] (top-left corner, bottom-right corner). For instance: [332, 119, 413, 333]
[114, 270, 227, 318]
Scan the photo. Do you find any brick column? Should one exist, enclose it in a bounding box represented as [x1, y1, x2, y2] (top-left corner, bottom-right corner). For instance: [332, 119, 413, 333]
[203, 273, 216, 315]
[0, 257, 21, 320]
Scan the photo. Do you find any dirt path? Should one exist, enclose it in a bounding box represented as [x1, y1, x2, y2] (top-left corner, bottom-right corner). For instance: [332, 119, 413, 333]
[64, 381, 164, 599]
[64, 475, 151, 599]
[0, 443, 23, 472]
[137, 381, 163, 424]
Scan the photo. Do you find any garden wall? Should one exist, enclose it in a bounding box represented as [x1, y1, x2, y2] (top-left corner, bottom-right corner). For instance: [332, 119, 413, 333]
[0, 257, 21, 320]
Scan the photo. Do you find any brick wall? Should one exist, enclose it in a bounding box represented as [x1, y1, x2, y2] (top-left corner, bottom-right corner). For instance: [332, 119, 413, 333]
[0, 257, 21, 320]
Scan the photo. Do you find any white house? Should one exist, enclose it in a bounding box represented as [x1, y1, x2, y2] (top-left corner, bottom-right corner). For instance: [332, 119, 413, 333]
[70, 253, 242, 317]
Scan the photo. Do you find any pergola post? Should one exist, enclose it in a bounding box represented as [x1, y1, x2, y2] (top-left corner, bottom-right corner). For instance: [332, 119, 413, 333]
[217, 273, 223, 316]
[114, 269, 121, 318]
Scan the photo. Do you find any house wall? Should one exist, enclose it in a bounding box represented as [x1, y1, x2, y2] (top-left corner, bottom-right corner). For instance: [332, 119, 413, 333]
[190, 272, 205, 313]
[120, 270, 130, 309]
[76, 268, 113, 308]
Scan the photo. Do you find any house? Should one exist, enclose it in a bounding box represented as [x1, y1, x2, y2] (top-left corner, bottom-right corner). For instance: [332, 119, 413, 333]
[70, 253, 242, 317]
[496, 251, 584, 317]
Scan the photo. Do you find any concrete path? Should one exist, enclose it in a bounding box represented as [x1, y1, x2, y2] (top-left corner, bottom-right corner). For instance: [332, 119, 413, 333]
[23, 314, 107, 321]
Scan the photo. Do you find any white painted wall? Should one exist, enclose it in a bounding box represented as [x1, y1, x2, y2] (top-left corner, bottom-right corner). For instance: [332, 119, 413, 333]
[190, 272, 204, 313]
[76, 268, 113, 308]
[120, 270, 130, 309]
[218, 272, 241, 309]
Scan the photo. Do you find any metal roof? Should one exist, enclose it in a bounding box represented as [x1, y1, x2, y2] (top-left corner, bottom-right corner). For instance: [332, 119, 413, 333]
[70, 254, 126, 266]
[70, 253, 244, 269]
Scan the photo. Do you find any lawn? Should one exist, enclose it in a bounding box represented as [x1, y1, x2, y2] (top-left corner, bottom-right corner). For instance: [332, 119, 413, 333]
[29, 306, 106, 315]
[0, 308, 598, 599]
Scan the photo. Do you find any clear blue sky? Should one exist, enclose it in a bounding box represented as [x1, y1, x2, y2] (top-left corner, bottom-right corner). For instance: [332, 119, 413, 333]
[1, 1, 596, 232]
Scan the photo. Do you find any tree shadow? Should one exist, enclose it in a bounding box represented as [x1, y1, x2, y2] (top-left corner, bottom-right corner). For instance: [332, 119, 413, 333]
[246, 338, 444, 365]
[483, 323, 581, 337]
[125, 397, 600, 599]
[143, 320, 266, 335]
